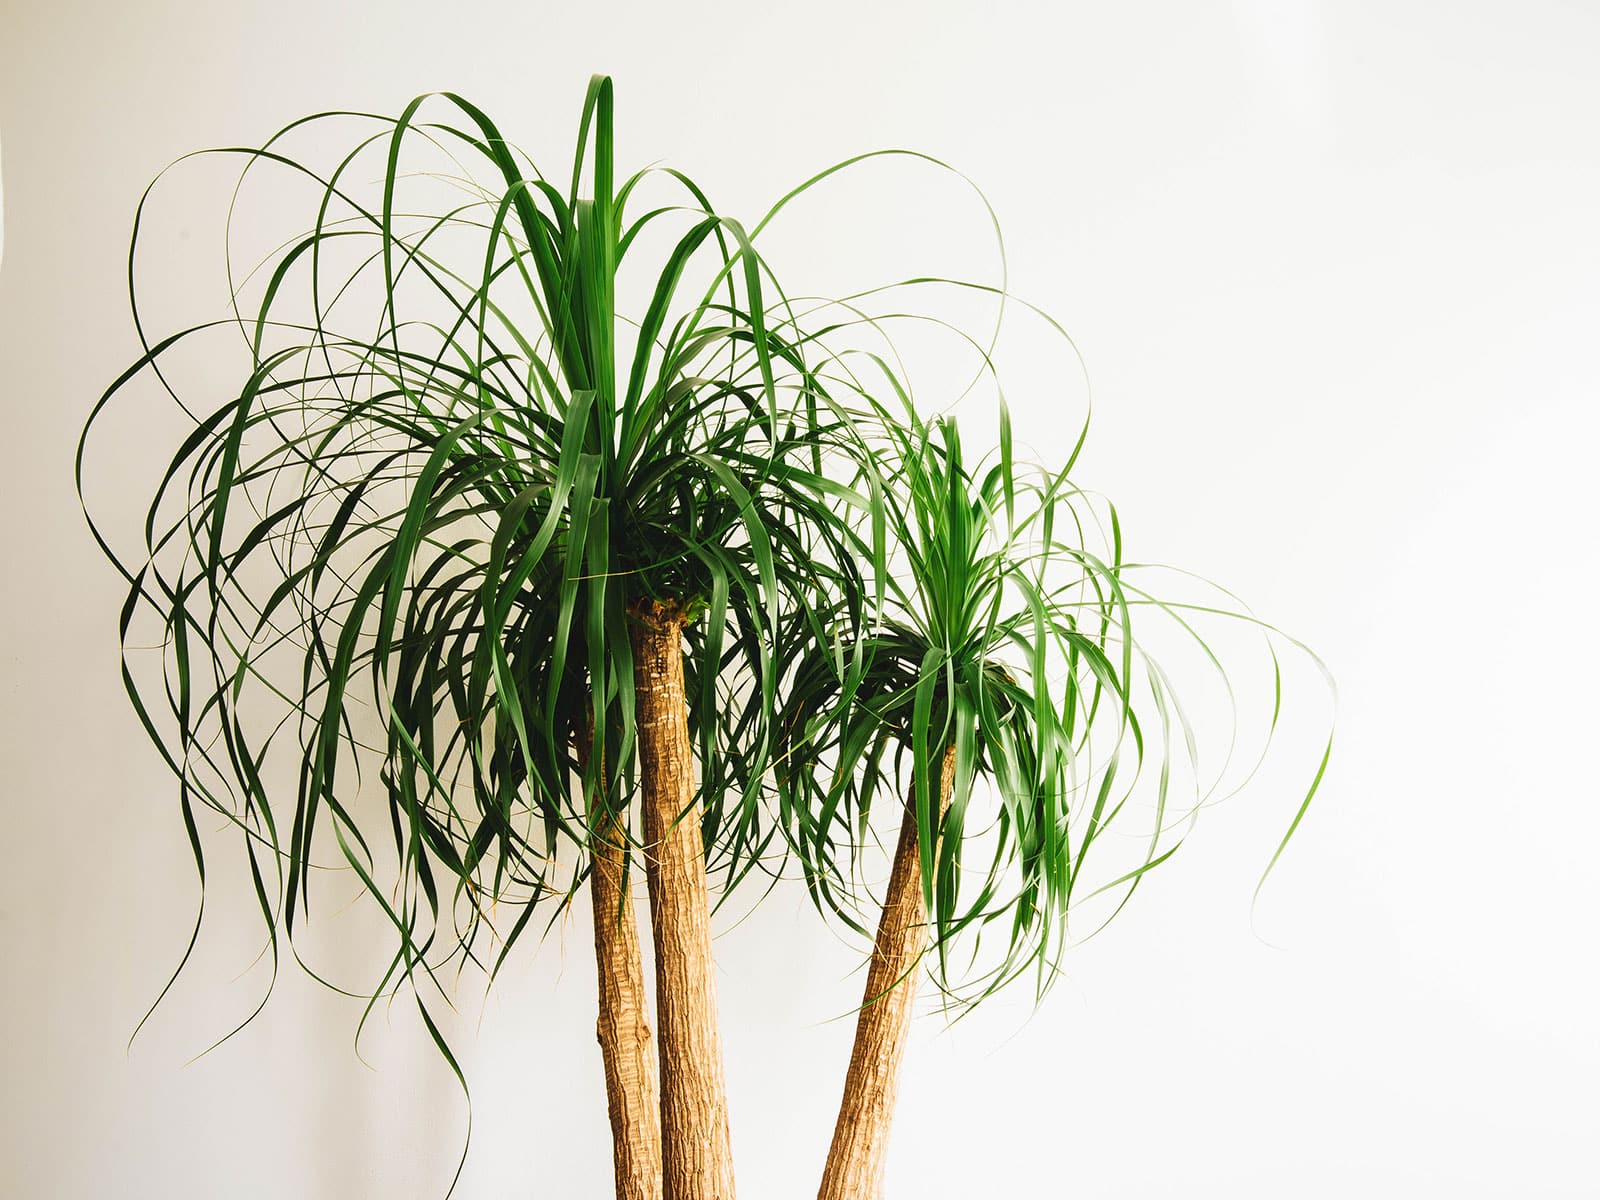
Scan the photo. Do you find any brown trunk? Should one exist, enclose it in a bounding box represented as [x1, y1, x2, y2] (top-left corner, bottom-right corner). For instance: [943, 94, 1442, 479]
[816, 744, 956, 1200]
[629, 599, 737, 1200]
[576, 721, 664, 1200]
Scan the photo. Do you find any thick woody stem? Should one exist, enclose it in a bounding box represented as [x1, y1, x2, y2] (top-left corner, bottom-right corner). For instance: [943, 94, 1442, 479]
[816, 744, 957, 1200]
[576, 719, 664, 1200]
[629, 599, 738, 1200]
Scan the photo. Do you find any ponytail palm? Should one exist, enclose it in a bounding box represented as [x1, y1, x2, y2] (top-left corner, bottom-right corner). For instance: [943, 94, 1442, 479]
[776, 403, 1316, 1197]
[78, 78, 881, 1200]
[781, 411, 1132, 995]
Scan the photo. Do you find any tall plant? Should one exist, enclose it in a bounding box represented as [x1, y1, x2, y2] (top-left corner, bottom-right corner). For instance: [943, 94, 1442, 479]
[79, 78, 883, 1200]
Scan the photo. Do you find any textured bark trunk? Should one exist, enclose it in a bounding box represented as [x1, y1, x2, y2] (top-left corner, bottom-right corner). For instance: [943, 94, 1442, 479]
[816, 745, 956, 1200]
[629, 599, 738, 1200]
[576, 721, 664, 1200]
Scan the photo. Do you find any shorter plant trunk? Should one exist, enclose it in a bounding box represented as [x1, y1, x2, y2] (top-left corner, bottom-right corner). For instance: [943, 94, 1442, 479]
[629, 599, 738, 1200]
[816, 745, 956, 1200]
[576, 721, 663, 1200]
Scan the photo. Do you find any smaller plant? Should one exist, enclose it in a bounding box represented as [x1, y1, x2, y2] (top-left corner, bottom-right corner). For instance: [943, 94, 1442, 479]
[774, 386, 1330, 1196]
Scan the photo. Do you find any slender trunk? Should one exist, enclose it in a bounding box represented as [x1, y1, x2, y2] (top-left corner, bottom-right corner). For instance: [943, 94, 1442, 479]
[629, 598, 737, 1200]
[576, 721, 664, 1200]
[817, 745, 956, 1200]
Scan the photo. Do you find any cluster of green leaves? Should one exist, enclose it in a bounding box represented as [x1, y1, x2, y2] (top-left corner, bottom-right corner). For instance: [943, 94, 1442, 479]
[777, 401, 1125, 1001]
[779, 331, 1338, 995]
[76, 79, 895, 1064]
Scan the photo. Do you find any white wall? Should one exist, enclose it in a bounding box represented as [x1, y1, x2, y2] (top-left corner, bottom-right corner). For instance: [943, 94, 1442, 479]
[3, 1, 1597, 1196]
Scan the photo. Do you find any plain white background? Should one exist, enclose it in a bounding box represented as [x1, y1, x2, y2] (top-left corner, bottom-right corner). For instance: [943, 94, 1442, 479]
[3, 1, 1597, 1196]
